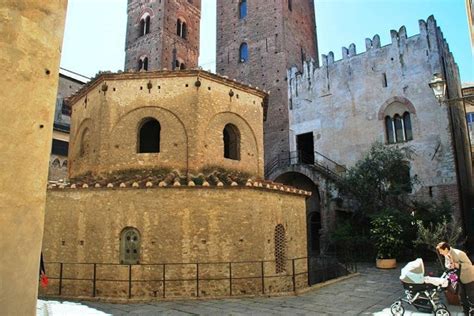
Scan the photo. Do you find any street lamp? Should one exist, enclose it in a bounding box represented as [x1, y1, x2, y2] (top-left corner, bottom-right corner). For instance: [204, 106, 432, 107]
[428, 73, 446, 103]
[429, 73, 474, 104]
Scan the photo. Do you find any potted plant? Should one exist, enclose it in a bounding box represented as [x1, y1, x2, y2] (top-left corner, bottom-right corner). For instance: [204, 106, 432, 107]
[370, 214, 403, 269]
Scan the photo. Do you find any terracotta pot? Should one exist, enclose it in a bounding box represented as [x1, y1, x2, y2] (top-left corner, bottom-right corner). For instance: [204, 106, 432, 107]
[376, 258, 397, 269]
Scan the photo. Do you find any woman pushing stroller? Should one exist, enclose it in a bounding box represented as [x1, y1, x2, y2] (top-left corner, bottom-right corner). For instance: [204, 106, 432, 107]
[437, 242, 474, 315]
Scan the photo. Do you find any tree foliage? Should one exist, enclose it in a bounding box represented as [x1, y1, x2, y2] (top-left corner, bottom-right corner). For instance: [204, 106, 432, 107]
[338, 142, 416, 217]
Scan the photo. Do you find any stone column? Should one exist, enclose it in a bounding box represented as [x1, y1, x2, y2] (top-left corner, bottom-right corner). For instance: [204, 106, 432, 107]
[0, 1, 67, 315]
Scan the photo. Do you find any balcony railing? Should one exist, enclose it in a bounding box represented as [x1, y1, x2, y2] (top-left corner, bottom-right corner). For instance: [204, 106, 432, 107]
[265, 150, 347, 180]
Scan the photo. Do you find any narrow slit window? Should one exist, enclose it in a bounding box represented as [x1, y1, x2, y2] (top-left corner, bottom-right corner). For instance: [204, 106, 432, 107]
[403, 112, 413, 141]
[385, 116, 395, 144]
[239, 43, 248, 63]
[239, 0, 247, 19]
[394, 114, 404, 142]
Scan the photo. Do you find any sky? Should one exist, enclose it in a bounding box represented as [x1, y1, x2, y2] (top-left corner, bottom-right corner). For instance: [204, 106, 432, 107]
[60, 0, 473, 83]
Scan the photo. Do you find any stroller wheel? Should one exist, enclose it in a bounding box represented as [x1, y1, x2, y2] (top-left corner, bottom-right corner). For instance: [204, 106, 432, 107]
[390, 300, 404, 316]
[434, 307, 450, 316]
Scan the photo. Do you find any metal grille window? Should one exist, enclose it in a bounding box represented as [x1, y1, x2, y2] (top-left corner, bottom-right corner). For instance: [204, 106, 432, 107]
[120, 227, 141, 265]
[274, 224, 287, 273]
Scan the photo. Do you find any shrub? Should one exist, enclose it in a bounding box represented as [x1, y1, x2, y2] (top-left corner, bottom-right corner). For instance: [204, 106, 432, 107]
[370, 214, 403, 259]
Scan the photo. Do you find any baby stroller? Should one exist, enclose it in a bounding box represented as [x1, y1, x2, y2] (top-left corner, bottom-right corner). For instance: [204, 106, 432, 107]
[390, 258, 454, 316]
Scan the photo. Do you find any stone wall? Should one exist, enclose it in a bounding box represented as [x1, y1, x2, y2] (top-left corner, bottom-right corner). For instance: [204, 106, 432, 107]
[216, 0, 318, 167]
[0, 1, 67, 315]
[67, 70, 266, 179]
[125, 0, 200, 71]
[287, 16, 471, 220]
[40, 185, 308, 299]
[48, 72, 87, 182]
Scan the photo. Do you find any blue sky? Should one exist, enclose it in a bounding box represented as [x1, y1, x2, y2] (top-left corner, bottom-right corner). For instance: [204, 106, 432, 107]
[60, 0, 473, 82]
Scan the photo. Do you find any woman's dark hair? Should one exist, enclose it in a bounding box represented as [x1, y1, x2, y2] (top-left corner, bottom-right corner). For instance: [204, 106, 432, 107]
[436, 242, 451, 252]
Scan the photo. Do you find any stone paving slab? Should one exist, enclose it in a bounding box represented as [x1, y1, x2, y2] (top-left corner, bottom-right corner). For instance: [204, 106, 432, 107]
[71, 264, 465, 315]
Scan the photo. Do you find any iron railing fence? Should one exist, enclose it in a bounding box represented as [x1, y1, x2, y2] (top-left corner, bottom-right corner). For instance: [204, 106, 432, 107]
[41, 257, 309, 299]
[308, 252, 358, 285]
[265, 150, 347, 180]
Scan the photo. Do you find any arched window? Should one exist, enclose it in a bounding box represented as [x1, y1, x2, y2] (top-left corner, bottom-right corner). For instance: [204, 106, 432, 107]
[138, 56, 149, 71]
[139, 14, 151, 36]
[239, 43, 248, 63]
[403, 112, 413, 141]
[145, 15, 151, 34]
[380, 99, 415, 144]
[138, 118, 161, 153]
[177, 19, 187, 39]
[274, 224, 287, 273]
[288, 0, 292, 11]
[120, 227, 140, 264]
[177, 18, 181, 36]
[180, 62, 186, 70]
[385, 116, 395, 144]
[79, 128, 90, 157]
[223, 124, 240, 160]
[239, 0, 247, 19]
[52, 158, 60, 167]
[394, 114, 404, 143]
[182, 22, 187, 39]
[62, 160, 68, 168]
[140, 19, 145, 36]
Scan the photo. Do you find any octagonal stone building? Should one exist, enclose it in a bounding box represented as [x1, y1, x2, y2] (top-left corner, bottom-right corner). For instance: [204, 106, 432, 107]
[41, 70, 310, 300]
[68, 70, 265, 179]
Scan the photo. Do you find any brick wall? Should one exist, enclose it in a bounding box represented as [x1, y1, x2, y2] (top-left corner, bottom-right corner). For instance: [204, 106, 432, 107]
[216, 0, 318, 167]
[125, 0, 200, 71]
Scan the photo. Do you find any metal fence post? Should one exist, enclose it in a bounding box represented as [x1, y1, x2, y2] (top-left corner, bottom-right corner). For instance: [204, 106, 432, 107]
[196, 263, 200, 297]
[261, 261, 265, 294]
[58, 263, 63, 296]
[229, 262, 232, 296]
[292, 259, 296, 292]
[162, 264, 166, 298]
[128, 265, 132, 299]
[92, 263, 97, 297]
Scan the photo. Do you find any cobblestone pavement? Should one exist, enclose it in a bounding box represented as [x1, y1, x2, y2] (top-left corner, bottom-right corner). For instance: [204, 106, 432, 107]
[77, 264, 464, 315]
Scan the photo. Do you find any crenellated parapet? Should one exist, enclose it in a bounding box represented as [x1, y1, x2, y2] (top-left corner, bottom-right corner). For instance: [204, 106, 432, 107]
[289, 16, 452, 78]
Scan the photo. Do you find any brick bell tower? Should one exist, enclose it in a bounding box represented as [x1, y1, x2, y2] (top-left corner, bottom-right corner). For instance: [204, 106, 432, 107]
[125, 0, 201, 71]
[216, 0, 318, 168]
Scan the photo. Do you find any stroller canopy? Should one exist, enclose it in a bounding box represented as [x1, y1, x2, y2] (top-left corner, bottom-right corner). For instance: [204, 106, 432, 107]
[400, 258, 425, 284]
